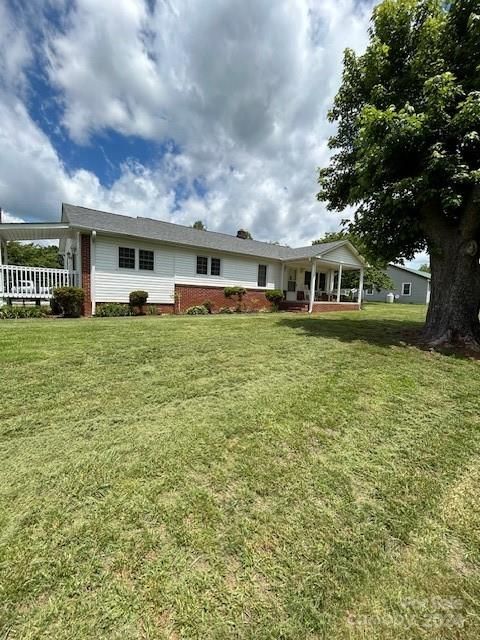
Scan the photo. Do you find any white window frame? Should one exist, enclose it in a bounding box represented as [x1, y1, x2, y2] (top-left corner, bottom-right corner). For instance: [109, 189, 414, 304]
[365, 287, 374, 296]
[402, 282, 412, 296]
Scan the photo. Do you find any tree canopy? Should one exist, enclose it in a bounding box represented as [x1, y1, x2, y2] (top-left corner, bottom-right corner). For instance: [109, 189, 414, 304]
[192, 220, 206, 230]
[318, 0, 480, 347]
[6, 242, 62, 268]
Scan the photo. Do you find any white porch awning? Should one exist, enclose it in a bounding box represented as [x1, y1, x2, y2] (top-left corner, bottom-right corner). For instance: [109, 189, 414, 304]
[0, 223, 73, 242]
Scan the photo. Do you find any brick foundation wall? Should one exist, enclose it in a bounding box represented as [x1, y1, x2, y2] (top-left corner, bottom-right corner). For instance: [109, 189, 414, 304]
[312, 302, 359, 312]
[175, 284, 271, 313]
[280, 301, 360, 313]
[154, 303, 175, 314]
[80, 233, 92, 316]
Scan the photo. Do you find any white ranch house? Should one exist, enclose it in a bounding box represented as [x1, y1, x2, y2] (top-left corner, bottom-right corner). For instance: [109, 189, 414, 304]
[0, 204, 366, 315]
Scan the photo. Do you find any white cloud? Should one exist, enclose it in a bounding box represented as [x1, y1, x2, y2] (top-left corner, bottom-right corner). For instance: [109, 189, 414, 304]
[1, 0, 378, 247]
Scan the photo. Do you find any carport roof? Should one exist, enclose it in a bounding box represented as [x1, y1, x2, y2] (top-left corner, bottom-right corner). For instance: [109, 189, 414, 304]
[0, 223, 73, 242]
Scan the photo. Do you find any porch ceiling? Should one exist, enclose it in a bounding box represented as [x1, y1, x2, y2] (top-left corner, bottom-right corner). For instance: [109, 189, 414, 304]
[0, 223, 73, 242]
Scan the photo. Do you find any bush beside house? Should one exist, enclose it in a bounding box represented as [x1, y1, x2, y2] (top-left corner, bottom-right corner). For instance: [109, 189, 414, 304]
[0, 306, 51, 319]
[129, 290, 149, 315]
[265, 289, 284, 311]
[52, 287, 85, 318]
[96, 303, 132, 317]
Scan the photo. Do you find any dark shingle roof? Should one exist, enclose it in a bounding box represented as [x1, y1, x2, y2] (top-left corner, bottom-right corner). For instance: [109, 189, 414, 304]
[62, 203, 346, 262]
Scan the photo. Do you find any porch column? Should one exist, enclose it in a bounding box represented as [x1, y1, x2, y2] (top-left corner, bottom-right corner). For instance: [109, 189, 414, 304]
[336, 263, 343, 303]
[279, 264, 284, 292]
[358, 267, 364, 307]
[308, 259, 316, 313]
[328, 269, 335, 297]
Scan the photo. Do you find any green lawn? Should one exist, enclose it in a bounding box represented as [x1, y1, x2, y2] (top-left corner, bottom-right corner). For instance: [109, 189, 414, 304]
[1, 304, 479, 639]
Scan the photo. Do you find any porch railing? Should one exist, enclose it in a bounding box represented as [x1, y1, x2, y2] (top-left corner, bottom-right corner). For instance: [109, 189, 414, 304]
[0, 265, 78, 300]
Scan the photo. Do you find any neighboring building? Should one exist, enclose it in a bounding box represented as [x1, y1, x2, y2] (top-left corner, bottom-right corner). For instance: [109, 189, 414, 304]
[0, 204, 367, 315]
[365, 263, 431, 304]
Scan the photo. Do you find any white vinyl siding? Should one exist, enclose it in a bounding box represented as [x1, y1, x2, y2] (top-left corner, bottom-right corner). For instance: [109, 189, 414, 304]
[94, 236, 282, 304]
[322, 244, 363, 267]
[95, 236, 175, 303]
[174, 248, 279, 289]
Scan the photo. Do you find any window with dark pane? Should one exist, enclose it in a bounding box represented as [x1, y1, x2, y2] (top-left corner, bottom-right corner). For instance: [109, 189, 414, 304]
[119, 247, 135, 269]
[210, 257, 221, 276]
[257, 264, 267, 287]
[196, 256, 208, 274]
[139, 249, 154, 271]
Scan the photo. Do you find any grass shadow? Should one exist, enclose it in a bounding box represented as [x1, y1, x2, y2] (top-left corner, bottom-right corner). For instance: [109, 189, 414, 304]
[276, 314, 477, 360]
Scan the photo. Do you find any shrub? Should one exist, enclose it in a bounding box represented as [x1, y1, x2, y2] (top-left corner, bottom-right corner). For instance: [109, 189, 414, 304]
[0, 305, 51, 319]
[224, 286, 247, 312]
[218, 306, 234, 314]
[50, 297, 63, 315]
[146, 305, 159, 315]
[129, 290, 149, 315]
[96, 303, 132, 317]
[265, 289, 284, 311]
[52, 287, 85, 318]
[186, 305, 209, 315]
[203, 299, 214, 314]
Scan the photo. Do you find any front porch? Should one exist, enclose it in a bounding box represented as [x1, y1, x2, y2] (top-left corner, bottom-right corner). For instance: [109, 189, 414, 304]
[279, 255, 364, 313]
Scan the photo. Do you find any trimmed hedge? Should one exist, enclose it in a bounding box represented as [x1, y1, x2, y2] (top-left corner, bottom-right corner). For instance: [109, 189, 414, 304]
[129, 290, 149, 315]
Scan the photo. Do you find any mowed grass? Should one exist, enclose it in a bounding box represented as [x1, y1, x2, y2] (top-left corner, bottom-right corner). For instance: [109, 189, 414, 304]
[1, 304, 479, 639]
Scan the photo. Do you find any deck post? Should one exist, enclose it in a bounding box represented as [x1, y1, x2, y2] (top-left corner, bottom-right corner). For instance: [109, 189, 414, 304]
[358, 266, 364, 307]
[336, 263, 343, 303]
[308, 260, 316, 313]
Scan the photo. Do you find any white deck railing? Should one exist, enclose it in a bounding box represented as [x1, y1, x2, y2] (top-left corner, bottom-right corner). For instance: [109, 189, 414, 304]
[1, 265, 78, 300]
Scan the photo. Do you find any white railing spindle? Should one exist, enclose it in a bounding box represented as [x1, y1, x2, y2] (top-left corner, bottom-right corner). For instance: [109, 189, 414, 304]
[2, 265, 75, 300]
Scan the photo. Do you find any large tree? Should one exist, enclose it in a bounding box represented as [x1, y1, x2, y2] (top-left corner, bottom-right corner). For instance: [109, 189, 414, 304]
[318, 0, 480, 348]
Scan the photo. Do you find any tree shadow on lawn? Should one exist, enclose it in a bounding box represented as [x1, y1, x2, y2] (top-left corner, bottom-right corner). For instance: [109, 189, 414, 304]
[277, 314, 477, 360]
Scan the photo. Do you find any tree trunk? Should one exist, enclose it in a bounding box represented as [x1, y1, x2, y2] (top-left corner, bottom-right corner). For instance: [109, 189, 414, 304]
[422, 230, 480, 349]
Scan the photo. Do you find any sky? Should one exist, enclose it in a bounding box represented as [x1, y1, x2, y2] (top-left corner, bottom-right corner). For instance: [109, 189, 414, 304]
[0, 0, 427, 267]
